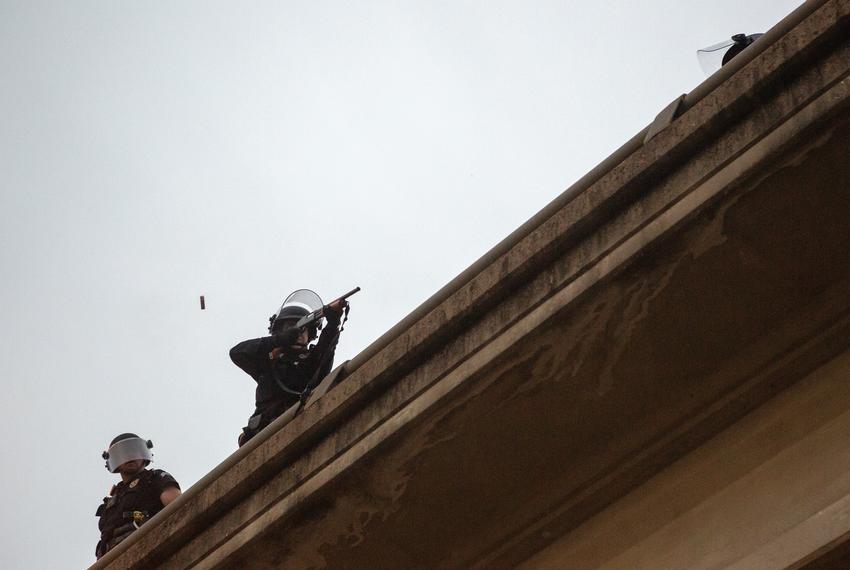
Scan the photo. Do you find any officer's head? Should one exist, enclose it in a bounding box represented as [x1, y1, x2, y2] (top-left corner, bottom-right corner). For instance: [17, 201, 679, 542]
[269, 306, 316, 346]
[102, 433, 153, 473]
[268, 289, 323, 341]
[269, 305, 309, 333]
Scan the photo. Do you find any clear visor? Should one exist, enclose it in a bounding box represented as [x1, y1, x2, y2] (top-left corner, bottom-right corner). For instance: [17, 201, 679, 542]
[104, 437, 153, 472]
[697, 39, 734, 75]
[280, 289, 323, 314]
[697, 34, 763, 75]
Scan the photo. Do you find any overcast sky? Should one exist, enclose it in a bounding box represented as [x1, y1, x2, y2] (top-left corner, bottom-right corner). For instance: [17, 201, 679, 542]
[0, 1, 802, 567]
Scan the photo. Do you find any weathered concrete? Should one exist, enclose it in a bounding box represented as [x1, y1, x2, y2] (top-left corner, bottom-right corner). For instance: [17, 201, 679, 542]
[519, 346, 850, 569]
[93, 0, 850, 568]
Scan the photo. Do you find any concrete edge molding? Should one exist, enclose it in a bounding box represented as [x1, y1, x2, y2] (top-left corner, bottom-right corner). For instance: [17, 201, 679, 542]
[92, 0, 850, 567]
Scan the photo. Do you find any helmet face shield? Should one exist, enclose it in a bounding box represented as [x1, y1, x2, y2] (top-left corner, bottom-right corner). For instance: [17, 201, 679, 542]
[697, 38, 734, 75]
[697, 33, 763, 75]
[281, 289, 323, 314]
[103, 437, 153, 472]
[269, 289, 324, 333]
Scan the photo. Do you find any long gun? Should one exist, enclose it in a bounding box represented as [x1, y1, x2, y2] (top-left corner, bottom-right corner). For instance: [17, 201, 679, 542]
[295, 287, 360, 329]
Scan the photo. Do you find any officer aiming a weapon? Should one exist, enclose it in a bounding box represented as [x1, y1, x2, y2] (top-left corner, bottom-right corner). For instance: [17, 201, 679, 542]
[230, 287, 358, 446]
[95, 433, 181, 559]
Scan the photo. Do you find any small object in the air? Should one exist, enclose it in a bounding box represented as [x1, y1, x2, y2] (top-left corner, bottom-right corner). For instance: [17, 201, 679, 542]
[200, 295, 206, 310]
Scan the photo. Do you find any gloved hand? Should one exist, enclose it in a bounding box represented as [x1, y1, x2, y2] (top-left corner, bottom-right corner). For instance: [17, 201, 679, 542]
[324, 300, 348, 324]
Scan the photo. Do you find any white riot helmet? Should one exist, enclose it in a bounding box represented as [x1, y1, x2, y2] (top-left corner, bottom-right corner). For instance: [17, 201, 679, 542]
[102, 433, 153, 473]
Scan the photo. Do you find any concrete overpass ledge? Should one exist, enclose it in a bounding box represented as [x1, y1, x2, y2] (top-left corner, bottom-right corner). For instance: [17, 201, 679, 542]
[94, 0, 850, 567]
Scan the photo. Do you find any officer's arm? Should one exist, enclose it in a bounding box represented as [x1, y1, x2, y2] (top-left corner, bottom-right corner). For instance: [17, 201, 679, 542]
[305, 306, 343, 373]
[229, 328, 301, 377]
[160, 485, 181, 506]
[155, 471, 182, 507]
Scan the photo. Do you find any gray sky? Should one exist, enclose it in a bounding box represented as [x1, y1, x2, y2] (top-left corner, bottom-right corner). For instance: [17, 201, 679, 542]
[0, 1, 801, 567]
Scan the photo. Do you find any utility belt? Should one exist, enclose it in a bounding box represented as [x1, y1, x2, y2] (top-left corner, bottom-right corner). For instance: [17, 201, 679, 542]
[96, 511, 150, 559]
[101, 510, 150, 539]
[123, 510, 150, 525]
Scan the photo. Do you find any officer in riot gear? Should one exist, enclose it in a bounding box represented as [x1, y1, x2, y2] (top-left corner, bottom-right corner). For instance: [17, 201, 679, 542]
[230, 289, 348, 446]
[95, 433, 181, 559]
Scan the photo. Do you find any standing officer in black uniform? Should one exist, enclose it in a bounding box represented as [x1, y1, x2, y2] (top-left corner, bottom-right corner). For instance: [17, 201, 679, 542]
[95, 433, 181, 559]
[230, 289, 347, 446]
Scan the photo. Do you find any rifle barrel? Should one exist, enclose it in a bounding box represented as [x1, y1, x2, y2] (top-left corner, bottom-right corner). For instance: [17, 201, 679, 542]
[294, 287, 360, 329]
[337, 287, 361, 301]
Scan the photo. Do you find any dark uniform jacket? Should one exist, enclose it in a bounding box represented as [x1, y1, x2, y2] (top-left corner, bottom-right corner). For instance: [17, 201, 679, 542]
[95, 468, 180, 558]
[230, 313, 340, 433]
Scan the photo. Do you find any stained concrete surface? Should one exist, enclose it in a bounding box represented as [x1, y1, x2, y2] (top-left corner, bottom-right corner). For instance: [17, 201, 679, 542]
[217, 109, 850, 570]
[93, 2, 850, 568]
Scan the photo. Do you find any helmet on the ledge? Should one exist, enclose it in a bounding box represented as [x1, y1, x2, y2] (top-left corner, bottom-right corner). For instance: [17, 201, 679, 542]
[697, 33, 763, 75]
[722, 33, 763, 66]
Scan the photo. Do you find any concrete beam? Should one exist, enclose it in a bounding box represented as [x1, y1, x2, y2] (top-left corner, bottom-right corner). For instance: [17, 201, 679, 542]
[93, 0, 850, 567]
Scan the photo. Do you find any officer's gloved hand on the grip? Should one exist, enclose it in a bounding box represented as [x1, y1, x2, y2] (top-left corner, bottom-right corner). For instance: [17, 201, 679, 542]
[325, 300, 347, 325]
